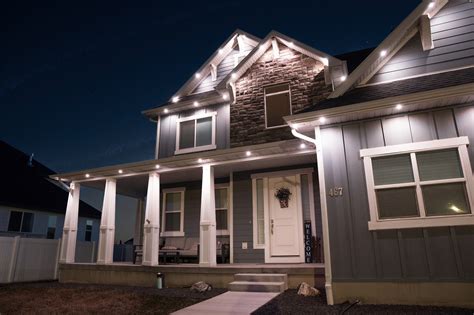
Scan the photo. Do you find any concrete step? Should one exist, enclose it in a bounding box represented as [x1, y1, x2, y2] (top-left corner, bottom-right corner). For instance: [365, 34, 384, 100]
[228, 281, 286, 293]
[234, 273, 288, 284]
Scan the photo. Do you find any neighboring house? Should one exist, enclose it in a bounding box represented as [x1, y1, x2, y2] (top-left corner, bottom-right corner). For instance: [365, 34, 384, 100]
[52, 0, 473, 307]
[0, 141, 101, 242]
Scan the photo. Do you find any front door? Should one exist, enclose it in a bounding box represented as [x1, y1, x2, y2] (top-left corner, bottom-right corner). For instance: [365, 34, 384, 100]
[268, 175, 301, 258]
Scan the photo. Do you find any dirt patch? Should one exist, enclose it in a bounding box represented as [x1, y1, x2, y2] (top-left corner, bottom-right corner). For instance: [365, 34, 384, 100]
[0, 282, 226, 314]
[252, 289, 472, 315]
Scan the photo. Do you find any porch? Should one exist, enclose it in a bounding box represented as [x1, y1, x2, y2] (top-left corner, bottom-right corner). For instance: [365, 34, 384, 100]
[59, 262, 325, 289]
[54, 139, 323, 272]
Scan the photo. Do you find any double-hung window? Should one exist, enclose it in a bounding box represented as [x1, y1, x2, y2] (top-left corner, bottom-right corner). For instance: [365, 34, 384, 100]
[85, 220, 93, 242]
[175, 112, 216, 154]
[162, 188, 185, 236]
[264, 83, 292, 128]
[215, 185, 230, 235]
[361, 137, 474, 230]
[8, 211, 34, 233]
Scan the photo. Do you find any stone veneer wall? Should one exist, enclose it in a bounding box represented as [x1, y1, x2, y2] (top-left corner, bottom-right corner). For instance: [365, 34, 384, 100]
[230, 45, 332, 147]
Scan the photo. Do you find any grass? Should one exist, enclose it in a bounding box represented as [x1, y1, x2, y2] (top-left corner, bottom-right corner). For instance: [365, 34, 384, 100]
[0, 282, 226, 314]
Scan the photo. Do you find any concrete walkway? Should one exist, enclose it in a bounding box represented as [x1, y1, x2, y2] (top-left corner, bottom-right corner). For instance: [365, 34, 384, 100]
[171, 291, 279, 315]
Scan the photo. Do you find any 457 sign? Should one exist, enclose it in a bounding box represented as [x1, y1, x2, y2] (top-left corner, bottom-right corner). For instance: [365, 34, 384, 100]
[328, 187, 343, 197]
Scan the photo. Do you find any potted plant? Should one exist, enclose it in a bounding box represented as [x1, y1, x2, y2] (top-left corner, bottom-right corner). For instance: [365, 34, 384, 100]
[275, 187, 292, 208]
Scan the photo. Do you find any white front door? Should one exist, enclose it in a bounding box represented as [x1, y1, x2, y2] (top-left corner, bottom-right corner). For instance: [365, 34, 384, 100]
[268, 175, 302, 260]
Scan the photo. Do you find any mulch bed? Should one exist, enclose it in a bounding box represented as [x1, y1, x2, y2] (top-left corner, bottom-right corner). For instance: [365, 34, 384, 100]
[0, 281, 226, 314]
[252, 289, 472, 315]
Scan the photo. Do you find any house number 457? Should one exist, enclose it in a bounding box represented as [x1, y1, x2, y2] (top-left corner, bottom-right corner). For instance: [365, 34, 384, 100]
[328, 187, 343, 197]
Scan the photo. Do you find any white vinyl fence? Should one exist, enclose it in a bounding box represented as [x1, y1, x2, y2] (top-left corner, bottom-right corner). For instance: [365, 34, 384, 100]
[0, 236, 96, 283]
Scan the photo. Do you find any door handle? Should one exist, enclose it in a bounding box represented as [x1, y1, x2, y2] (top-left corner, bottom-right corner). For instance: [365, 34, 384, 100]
[271, 219, 274, 235]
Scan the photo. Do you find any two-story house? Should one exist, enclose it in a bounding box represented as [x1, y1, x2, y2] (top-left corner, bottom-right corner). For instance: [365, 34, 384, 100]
[53, 0, 473, 308]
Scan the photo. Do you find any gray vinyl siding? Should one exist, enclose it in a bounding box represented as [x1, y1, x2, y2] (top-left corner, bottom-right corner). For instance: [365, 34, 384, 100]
[369, 0, 474, 84]
[192, 43, 254, 94]
[158, 103, 230, 159]
[321, 103, 474, 282]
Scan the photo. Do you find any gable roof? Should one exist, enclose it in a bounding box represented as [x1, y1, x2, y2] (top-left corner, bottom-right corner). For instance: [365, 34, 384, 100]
[0, 141, 101, 219]
[329, 0, 449, 98]
[216, 30, 345, 92]
[170, 29, 260, 102]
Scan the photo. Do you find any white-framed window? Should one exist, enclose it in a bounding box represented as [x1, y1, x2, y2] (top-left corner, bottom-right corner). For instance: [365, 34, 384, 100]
[264, 83, 292, 129]
[361, 137, 474, 230]
[85, 220, 93, 242]
[252, 178, 266, 249]
[8, 210, 34, 233]
[215, 185, 230, 236]
[161, 188, 185, 237]
[175, 112, 217, 155]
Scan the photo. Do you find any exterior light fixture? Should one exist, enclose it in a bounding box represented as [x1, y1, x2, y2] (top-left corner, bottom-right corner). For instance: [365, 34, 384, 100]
[289, 42, 294, 47]
[155, 164, 160, 169]
[164, 108, 169, 114]
[85, 174, 90, 178]
[340, 75, 347, 82]
[223, 94, 229, 100]
[231, 73, 237, 79]
[396, 104, 403, 110]
[259, 44, 265, 50]
[193, 101, 199, 107]
[118, 169, 123, 174]
[246, 151, 251, 156]
[195, 73, 201, 79]
[380, 50, 387, 57]
[300, 143, 307, 149]
[172, 96, 179, 103]
[428, 2, 435, 8]
[319, 117, 326, 123]
[218, 49, 223, 54]
[198, 158, 203, 163]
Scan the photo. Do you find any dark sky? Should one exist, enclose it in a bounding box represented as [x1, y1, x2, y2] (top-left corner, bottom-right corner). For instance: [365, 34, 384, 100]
[1, 0, 418, 241]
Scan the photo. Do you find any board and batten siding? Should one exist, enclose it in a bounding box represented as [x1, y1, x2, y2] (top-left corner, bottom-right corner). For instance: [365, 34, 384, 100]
[369, 0, 474, 84]
[158, 103, 230, 159]
[321, 104, 474, 282]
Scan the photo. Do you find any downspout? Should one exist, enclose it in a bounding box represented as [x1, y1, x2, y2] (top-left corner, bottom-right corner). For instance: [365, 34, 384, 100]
[291, 127, 334, 305]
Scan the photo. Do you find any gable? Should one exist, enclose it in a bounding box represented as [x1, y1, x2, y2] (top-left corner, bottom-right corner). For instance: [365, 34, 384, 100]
[369, 0, 474, 85]
[192, 41, 255, 94]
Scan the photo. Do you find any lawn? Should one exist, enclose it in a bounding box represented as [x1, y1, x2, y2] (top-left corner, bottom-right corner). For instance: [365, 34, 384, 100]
[0, 282, 226, 314]
[253, 289, 472, 315]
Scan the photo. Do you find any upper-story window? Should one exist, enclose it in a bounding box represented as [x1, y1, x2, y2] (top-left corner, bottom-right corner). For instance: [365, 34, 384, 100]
[264, 83, 292, 129]
[175, 112, 216, 154]
[361, 137, 474, 230]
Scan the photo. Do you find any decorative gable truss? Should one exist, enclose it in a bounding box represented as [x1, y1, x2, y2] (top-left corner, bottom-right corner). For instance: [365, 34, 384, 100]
[216, 31, 347, 104]
[327, 0, 474, 96]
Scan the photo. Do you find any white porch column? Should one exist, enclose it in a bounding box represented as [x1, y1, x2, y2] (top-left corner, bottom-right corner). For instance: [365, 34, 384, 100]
[133, 198, 145, 246]
[97, 178, 116, 264]
[59, 182, 80, 263]
[199, 164, 217, 267]
[142, 173, 161, 266]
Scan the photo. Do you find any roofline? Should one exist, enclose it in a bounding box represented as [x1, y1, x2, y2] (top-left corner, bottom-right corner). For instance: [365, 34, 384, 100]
[168, 29, 261, 102]
[329, 0, 448, 98]
[216, 30, 343, 91]
[285, 82, 474, 127]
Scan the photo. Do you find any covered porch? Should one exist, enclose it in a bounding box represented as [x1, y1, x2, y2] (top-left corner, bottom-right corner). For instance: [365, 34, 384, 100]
[54, 139, 323, 277]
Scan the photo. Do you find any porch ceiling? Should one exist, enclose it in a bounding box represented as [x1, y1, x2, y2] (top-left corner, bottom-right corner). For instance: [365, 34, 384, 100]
[75, 139, 316, 198]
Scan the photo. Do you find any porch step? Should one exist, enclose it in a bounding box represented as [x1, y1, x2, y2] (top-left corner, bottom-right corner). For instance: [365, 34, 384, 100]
[234, 273, 288, 285]
[228, 281, 286, 293]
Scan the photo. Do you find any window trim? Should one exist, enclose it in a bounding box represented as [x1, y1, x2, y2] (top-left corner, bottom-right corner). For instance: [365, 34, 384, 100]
[361, 136, 474, 230]
[175, 112, 217, 155]
[264, 83, 292, 129]
[8, 210, 35, 233]
[161, 187, 186, 237]
[215, 184, 230, 236]
[85, 219, 93, 242]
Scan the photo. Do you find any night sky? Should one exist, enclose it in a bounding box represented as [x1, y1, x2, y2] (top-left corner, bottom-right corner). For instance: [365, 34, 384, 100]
[1, 0, 417, 241]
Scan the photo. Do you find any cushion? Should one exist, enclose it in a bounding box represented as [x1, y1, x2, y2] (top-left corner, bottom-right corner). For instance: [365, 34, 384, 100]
[161, 246, 177, 250]
[184, 237, 199, 250]
[165, 237, 185, 249]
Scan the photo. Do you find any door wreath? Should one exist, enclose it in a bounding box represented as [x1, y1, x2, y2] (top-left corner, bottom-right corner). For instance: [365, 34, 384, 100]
[275, 187, 292, 208]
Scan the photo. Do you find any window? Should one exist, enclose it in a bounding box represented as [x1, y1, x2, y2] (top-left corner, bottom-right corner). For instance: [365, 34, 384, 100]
[361, 137, 474, 230]
[175, 113, 216, 154]
[47, 216, 57, 239]
[215, 186, 229, 235]
[85, 220, 93, 242]
[252, 178, 266, 248]
[162, 188, 185, 236]
[264, 83, 291, 128]
[8, 211, 34, 233]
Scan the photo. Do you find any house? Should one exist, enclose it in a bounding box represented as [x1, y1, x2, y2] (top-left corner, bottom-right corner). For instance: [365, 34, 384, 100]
[52, 0, 473, 308]
[0, 141, 101, 242]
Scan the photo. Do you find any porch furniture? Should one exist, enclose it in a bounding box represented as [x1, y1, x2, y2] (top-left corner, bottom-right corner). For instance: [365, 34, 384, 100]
[132, 244, 143, 264]
[160, 250, 180, 264]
